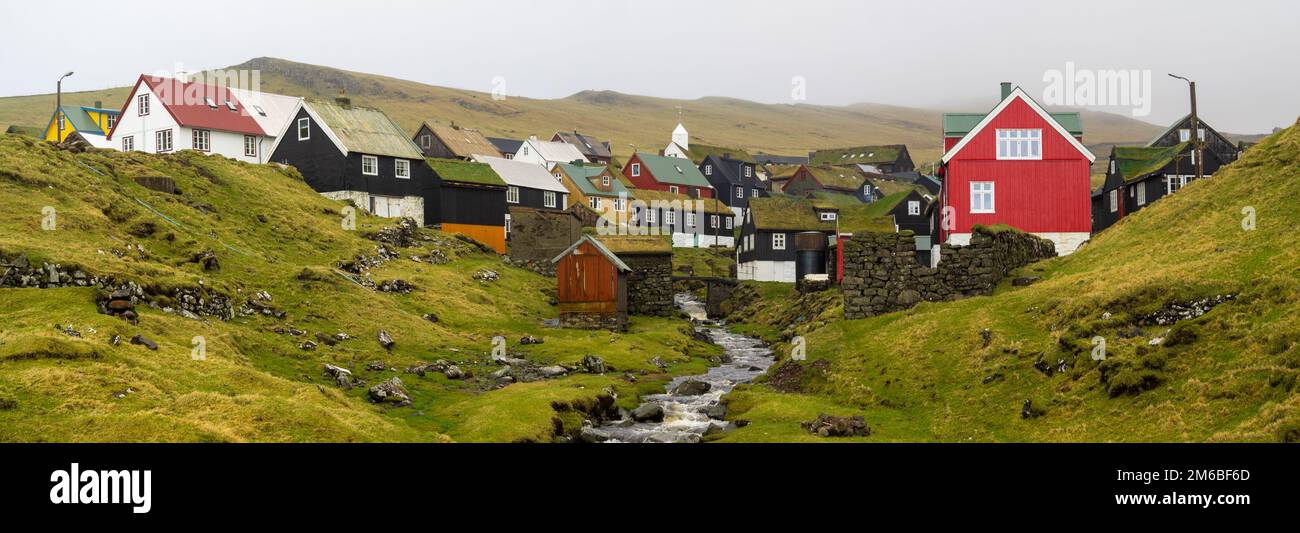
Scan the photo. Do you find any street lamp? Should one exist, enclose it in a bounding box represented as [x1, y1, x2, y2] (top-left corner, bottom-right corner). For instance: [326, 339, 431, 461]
[56, 71, 74, 143]
[1168, 73, 1204, 182]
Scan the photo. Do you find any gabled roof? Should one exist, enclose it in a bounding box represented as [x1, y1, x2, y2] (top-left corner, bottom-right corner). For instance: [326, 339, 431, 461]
[682, 143, 755, 165]
[474, 155, 569, 193]
[553, 131, 612, 160]
[700, 154, 753, 184]
[1113, 142, 1190, 184]
[300, 99, 424, 159]
[423, 122, 503, 159]
[115, 75, 266, 137]
[633, 151, 712, 188]
[804, 165, 866, 191]
[753, 153, 808, 166]
[523, 137, 588, 164]
[748, 195, 836, 232]
[551, 234, 632, 271]
[941, 86, 1095, 163]
[426, 158, 506, 187]
[487, 136, 523, 154]
[943, 112, 1083, 138]
[631, 188, 733, 216]
[47, 105, 112, 136]
[227, 87, 302, 142]
[556, 162, 627, 198]
[809, 145, 905, 166]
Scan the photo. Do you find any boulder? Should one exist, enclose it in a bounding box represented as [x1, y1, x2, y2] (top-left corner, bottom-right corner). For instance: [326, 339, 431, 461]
[368, 377, 412, 407]
[1012, 276, 1041, 287]
[537, 365, 567, 378]
[323, 364, 355, 389]
[631, 403, 665, 423]
[580, 355, 606, 374]
[670, 379, 711, 396]
[705, 403, 728, 420]
[519, 335, 544, 345]
[443, 365, 465, 380]
[800, 413, 871, 437]
[130, 334, 158, 351]
[377, 330, 395, 350]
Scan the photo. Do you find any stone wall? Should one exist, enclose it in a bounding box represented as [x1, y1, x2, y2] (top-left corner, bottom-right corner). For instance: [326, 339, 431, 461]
[841, 227, 1056, 320]
[622, 253, 673, 316]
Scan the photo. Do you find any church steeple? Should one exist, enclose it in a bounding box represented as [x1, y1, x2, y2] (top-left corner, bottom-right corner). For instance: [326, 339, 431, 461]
[671, 122, 689, 149]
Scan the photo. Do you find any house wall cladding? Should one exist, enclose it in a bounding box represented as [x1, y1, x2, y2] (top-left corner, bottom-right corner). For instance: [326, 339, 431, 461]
[841, 227, 1056, 319]
[622, 254, 674, 316]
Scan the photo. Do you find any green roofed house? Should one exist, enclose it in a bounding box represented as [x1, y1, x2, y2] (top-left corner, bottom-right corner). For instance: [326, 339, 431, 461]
[553, 162, 629, 227]
[426, 158, 508, 253]
[807, 144, 914, 174]
[43, 102, 120, 148]
[623, 151, 715, 199]
[1091, 142, 1198, 234]
[737, 195, 838, 283]
[661, 120, 755, 165]
[780, 164, 873, 202]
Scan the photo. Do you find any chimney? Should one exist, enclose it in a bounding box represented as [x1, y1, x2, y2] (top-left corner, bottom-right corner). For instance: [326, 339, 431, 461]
[1000, 82, 1013, 100]
[723, 152, 732, 159]
[94, 101, 103, 109]
[336, 88, 351, 107]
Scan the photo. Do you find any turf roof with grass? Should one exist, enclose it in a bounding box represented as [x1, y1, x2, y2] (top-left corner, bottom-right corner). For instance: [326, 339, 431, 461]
[426, 157, 506, 187]
[1113, 142, 1190, 183]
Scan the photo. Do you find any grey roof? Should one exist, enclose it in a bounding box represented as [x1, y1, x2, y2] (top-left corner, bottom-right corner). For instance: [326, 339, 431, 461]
[306, 99, 423, 159]
[487, 136, 523, 154]
[550, 234, 631, 271]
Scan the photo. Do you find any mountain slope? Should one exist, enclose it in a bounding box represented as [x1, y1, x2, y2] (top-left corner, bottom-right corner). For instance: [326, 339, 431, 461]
[717, 118, 1300, 442]
[0, 136, 720, 442]
[0, 57, 1171, 166]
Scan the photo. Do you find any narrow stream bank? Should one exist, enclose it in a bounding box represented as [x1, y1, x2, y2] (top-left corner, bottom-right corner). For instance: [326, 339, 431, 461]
[582, 293, 775, 443]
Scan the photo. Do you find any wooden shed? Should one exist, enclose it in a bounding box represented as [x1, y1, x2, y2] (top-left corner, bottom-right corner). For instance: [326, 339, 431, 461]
[551, 235, 630, 331]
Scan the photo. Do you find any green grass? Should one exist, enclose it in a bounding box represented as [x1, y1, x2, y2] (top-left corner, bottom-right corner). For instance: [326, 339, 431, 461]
[0, 135, 717, 442]
[713, 119, 1300, 442]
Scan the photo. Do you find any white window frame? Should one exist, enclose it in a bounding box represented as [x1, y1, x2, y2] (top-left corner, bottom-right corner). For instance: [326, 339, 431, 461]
[192, 129, 210, 152]
[772, 233, 787, 250]
[630, 163, 640, 176]
[244, 135, 257, 157]
[506, 186, 520, 204]
[1108, 189, 1118, 213]
[753, 188, 760, 198]
[122, 136, 134, 152]
[589, 196, 600, 209]
[744, 166, 752, 178]
[1167, 175, 1192, 195]
[819, 212, 837, 221]
[601, 175, 610, 187]
[362, 155, 378, 176]
[646, 208, 657, 225]
[420, 134, 431, 149]
[504, 213, 512, 235]
[710, 214, 719, 228]
[105, 114, 116, 130]
[995, 129, 1042, 160]
[970, 181, 995, 214]
[297, 117, 310, 141]
[155, 129, 172, 153]
[1136, 183, 1146, 206]
[544, 190, 557, 208]
[614, 197, 625, 212]
[395, 159, 411, 179]
[57, 114, 66, 131]
[736, 185, 744, 199]
[907, 201, 921, 216]
[725, 216, 733, 230]
[669, 185, 679, 195]
[685, 212, 696, 227]
[665, 210, 676, 226]
[704, 164, 713, 176]
[138, 94, 150, 116]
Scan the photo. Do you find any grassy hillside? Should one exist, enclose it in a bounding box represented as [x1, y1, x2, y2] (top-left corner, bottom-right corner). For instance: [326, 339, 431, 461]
[0, 136, 722, 442]
[715, 118, 1300, 443]
[0, 57, 1172, 167]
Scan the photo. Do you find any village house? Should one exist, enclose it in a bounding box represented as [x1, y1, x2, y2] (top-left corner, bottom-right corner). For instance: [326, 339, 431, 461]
[626, 188, 734, 248]
[781, 165, 873, 202]
[512, 135, 588, 170]
[487, 136, 522, 159]
[108, 74, 289, 164]
[474, 155, 570, 239]
[413, 122, 504, 160]
[552, 131, 613, 164]
[552, 234, 631, 331]
[661, 121, 755, 165]
[43, 101, 119, 148]
[938, 83, 1095, 256]
[808, 144, 915, 174]
[553, 162, 629, 220]
[699, 153, 766, 216]
[623, 151, 714, 199]
[268, 97, 439, 226]
[426, 158, 508, 253]
[737, 196, 837, 283]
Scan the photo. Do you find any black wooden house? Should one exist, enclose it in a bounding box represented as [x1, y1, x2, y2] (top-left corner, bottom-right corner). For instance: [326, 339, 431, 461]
[736, 196, 836, 283]
[699, 154, 767, 215]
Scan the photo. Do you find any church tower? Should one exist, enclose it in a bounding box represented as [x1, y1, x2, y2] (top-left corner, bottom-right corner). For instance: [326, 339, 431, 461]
[671, 122, 689, 149]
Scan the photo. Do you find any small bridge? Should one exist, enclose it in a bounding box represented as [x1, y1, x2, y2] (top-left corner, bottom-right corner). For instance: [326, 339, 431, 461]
[672, 276, 739, 318]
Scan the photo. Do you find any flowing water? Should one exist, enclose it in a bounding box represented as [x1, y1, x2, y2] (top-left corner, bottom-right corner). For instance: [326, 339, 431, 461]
[584, 293, 775, 443]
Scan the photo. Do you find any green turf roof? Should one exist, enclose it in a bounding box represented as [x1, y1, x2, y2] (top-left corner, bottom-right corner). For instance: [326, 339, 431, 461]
[809, 145, 903, 166]
[1113, 142, 1189, 184]
[634, 152, 712, 188]
[805, 165, 866, 190]
[426, 158, 506, 187]
[599, 235, 672, 255]
[749, 195, 836, 232]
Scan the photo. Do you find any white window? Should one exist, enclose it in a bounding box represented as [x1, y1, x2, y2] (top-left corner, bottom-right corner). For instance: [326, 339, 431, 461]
[665, 210, 676, 226]
[772, 233, 787, 250]
[614, 197, 625, 212]
[704, 164, 713, 175]
[1136, 183, 1146, 206]
[244, 135, 257, 157]
[725, 216, 733, 229]
[1108, 189, 1118, 213]
[589, 196, 601, 209]
[736, 186, 744, 199]
[1109, 160, 1117, 174]
[57, 114, 66, 131]
[996, 129, 1042, 160]
[105, 114, 115, 129]
[505, 214, 512, 235]
[297, 117, 310, 140]
[908, 201, 921, 216]
[711, 214, 719, 228]
[420, 134, 431, 149]
[544, 191, 557, 208]
[1167, 175, 1192, 195]
[669, 185, 679, 195]
[685, 212, 696, 227]
[553, 172, 562, 181]
[630, 163, 640, 177]
[601, 175, 610, 187]
[370, 196, 402, 218]
[1179, 129, 1190, 142]
[192, 129, 210, 152]
[744, 166, 752, 177]
[753, 188, 760, 198]
[122, 136, 134, 152]
[521, 146, 529, 156]
[646, 208, 657, 225]
[507, 186, 520, 204]
[155, 129, 172, 153]
[395, 159, 410, 179]
[252, 105, 267, 117]
[138, 94, 150, 116]
[819, 212, 837, 221]
[362, 155, 378, 176]
[224, 100, 237, 112]
[970, 182, 995, 213]
[1189, 150, 1197, 166]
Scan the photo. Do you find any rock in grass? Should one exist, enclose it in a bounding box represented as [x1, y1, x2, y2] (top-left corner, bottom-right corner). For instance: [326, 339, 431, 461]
[323, 364, 355, 389]
[631, 403, 664, 422]
[377, 330, 395, 350]
[1012, 276, 1041, 287]
[1021, 399, 1046, 419]
[801, 413, 871, 437]
[130, 334, 157, 351]
[519, 335, 543, 345]
[581, 355, 606, 374]
[368, 377, 411, 407]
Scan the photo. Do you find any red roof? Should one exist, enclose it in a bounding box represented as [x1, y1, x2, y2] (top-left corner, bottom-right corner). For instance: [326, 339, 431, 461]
[117, 75, 266, 137]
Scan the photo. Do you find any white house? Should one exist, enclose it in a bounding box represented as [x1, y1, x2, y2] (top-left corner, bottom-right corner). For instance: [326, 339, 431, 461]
[107, 75, 289, 163]
[663, 122, 690, 159]
[511, 135, 588, 170]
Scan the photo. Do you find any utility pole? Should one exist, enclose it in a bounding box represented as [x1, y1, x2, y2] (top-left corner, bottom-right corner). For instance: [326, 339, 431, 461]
[1169, 74, 1204, 181]
[56, 71, 74, 143]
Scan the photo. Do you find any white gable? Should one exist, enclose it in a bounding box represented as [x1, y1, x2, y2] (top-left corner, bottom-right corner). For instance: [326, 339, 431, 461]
[941, 86, 1096, 164]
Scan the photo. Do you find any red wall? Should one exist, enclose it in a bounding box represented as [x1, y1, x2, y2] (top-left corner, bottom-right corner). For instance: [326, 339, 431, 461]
[943, 98, 1092, 236]
[622, 154, 714, 198]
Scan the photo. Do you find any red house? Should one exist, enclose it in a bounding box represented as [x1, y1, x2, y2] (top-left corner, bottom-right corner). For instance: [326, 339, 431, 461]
[939, 83, 1095, 256]
[622, 152, 714, 199]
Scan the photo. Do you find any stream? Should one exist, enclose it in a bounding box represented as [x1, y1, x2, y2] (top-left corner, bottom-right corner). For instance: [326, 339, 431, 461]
[582, 293, 775, 443]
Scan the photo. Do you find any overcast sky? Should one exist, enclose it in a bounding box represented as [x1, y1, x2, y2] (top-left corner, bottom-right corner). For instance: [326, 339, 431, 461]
[2, 0, 1294, 133]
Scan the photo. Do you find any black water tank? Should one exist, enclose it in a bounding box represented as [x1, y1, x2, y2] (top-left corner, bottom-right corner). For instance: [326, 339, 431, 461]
[794, 232, 828, 282]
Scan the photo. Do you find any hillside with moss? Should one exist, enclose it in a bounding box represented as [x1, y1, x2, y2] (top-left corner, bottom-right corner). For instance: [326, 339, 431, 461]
[714, 118, 1300, 443]
[0, 135, 723, 443]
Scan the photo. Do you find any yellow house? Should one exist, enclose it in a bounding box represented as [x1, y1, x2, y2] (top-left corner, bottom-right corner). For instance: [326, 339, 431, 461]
[44, 102, 120, 148]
